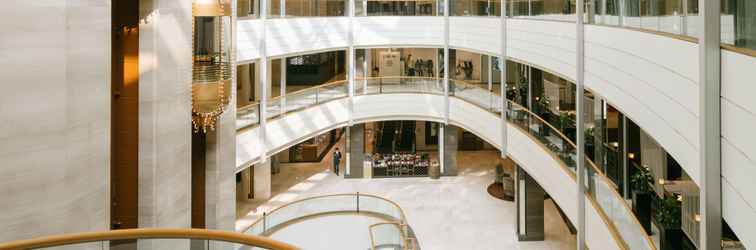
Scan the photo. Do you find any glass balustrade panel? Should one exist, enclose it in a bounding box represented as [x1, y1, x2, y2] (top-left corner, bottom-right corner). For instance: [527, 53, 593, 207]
[237, 103, 261, 130]
[369, 224, 406, 250]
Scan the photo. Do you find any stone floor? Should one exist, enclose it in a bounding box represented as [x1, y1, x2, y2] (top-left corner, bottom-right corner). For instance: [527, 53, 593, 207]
[236, 138, 576, 250]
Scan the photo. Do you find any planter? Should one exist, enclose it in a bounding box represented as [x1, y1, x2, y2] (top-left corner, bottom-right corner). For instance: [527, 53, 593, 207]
[632, 191, 653, 234]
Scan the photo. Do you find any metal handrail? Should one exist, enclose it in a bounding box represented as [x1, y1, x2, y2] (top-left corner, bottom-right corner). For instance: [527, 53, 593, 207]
[242, 192, 407, 234]
[0, 228, 299, 250]
[368, 222, 414, 250]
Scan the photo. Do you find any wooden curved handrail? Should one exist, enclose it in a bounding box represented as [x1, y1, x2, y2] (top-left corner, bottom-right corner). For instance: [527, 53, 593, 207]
[0, 228, 300, 250]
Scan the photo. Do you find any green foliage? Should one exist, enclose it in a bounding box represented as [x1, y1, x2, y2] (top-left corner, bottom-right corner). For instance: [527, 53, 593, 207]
[631, 168, 654, 193]
[494, 164, 505, 183]
[655, 195, 682, 229]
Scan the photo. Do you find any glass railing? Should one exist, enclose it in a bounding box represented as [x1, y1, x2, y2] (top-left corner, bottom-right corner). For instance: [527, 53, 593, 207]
[448, 79, 653, 249]
[268, 0, 347, 18]
[243, 193, 407, 236]
[507, 0, 756, 54]
[237, 102, 261, 130]
[355, 0, 440, 16]
[0, 228, 299, 250]
[451, 0, 502, 16]
[356, 76, 444, 95]
[234, 77, 655, 249]
[369, 223, 418, 250]
[235, 80, 348, 130]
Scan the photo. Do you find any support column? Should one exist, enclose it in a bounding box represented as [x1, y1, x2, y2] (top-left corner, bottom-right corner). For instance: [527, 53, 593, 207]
[253, 161, 272, 200]
[138, 0, 192, 248]
[593, 97, 605, 172]
[517, 166, 545, 241]
[259, 0, 269, 162]
[443, 0, 450, 124]
[363, 49, 370, 94]
[346, 124, 365, 178]
[442, 124, 458, 176]
[348, 0, 355, 126]
[500, 2, 508, 159]
[280, 57, 286, 116]
[699, 0, 722, 246]
[621, 116, 629, 199]
[575, 0, 587, 247]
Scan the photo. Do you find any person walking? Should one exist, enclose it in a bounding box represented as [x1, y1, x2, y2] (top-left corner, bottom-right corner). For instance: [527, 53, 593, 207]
[333, 147, 342, 176]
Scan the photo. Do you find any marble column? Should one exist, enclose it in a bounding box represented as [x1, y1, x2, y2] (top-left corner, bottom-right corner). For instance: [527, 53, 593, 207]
[0, 1, 110, 244]
[253, 161, 272, 200]
[203, 82, 236, 232]
[138, 0, 192, 249]
[442, 124, 458, 176]
[346, 124, 365, 179]
[517, 166, 545, 241]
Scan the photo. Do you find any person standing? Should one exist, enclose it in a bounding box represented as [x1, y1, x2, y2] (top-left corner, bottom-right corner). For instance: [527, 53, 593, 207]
[333, 147, 342, 176]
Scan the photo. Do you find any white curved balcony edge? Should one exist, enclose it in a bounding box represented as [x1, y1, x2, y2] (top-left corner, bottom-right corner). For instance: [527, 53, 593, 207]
[236, 17, 756, 247]
[237, 93, 621, 250]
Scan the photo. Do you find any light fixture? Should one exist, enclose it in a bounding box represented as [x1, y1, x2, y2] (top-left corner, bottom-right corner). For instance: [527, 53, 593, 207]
[658, 179, 666, 185]
[694, 214, 701, 222]
[627, 152, 635, 159]
[677, 195, 683, 202]
[192, 0, 232, 133]
[610, 141, 619, 147]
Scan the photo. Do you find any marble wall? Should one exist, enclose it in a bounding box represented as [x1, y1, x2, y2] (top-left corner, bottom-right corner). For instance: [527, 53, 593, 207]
[137, 0, 192, 246]
[0, 0, 111, 242]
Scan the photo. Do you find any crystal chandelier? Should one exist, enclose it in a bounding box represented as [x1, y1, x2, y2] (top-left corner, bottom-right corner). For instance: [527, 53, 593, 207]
[192, 0, 231, 133]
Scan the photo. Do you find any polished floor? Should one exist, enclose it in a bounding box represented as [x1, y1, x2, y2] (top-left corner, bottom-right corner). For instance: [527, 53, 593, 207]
[236, 139, 576, 250]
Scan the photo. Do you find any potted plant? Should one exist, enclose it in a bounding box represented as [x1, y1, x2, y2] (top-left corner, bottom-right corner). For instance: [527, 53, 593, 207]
[631, 168, 654, 234]
[488, 163, 514, 201]
[654, 195, 683, 250]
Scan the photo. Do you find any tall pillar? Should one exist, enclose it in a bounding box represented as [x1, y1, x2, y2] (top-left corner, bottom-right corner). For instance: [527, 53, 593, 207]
[699, 0, 722, 245]
[441, 124, 458, 176]
[443, 0, 450, 124]
[517, 166, 545, 241]
[575, 0, 587, 247]
[346, 124, 365, 178]
[280, 57, 286, 116]
[253, 161, 272, 200]
[138, 0, 192, 246]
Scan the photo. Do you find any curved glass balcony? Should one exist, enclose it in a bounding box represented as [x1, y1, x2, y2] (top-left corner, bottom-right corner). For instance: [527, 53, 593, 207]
[236, 76, 657, 249]
[241, 193, 415, 249]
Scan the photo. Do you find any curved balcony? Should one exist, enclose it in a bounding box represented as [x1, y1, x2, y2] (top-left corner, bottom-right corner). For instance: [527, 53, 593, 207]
[0, 228, 298, 250]
[241, 193, 417, 249]
[236, 76, 655, 249]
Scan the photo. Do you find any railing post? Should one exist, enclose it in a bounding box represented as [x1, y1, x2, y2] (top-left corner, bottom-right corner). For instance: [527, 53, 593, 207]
[315, 87, 319, 103]
[263, 212, 268, 233]
[356, 192, 360, 213]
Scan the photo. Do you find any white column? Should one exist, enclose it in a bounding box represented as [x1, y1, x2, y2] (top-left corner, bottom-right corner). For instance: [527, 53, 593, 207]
[348, 0, 355, 126]
[260, 0, 269, 163]
[364, 49, 369, 94]
[280, 0, 285, 16]
[576, 0, 586, 248]
[699, 0, 722, 247]
[443, 0, 450, 124]
[280, 57, 286, 116]
[500, 0, 508, 159]
[439, 124, 445, 174]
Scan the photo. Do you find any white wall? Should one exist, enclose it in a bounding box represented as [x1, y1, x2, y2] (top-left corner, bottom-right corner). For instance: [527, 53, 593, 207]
[0, 1, 111, 243]
[449, 17, 501, 55]
[266, 17, 350, 58]
[721, 50, 756, 248]
[235, 93, 627, 249]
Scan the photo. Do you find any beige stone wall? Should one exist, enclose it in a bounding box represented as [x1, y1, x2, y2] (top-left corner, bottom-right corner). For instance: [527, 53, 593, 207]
[0, 1, 111, 242]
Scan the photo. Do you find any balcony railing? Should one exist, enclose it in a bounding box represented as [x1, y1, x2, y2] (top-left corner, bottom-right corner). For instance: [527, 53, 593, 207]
[235, 76, 657, 249]
[0, 228, 299, 250]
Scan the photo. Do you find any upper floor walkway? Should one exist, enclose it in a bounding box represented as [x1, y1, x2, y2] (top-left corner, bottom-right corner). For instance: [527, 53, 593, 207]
[236, 15, 756, 248]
